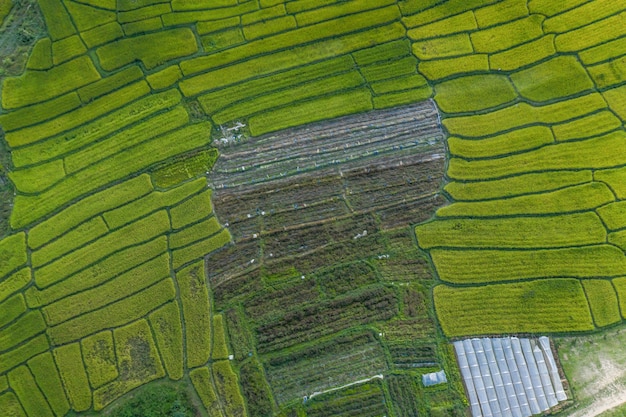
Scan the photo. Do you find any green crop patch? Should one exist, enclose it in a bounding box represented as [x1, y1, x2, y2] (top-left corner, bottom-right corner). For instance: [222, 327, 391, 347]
[0, 92, 80, 132]
[179, 22, 405, 93]
[248, 88, 373, 136]
[0, 393, 26, 417]
[406, 11, 476, 38]
[170, 189, 213, 229]
[370, 74, 428, 94]
[177, 261, 212, 368]
[434, 74, 517, 113]
[239, 359, 273, 417]
[149, 302, 184, 380]
[38, 0, 76, 40]
[0, 310, 46, 352]
[105, 177, 204, 230]
[474, 0, 529, 28]
[31, 216, 109, 268]
[47, 278, 176, 345]
[27, 175, 153, 250]
[6, 81, 151, 150]
[77, 66, 144, 104]
[27, 352, 71, 417]
[53, 343, 92, 412]
[373, 86, 432, 108]
[583, 280, 621, 327]
[163, 0, 256, 26]
[0, 334, 49, 375]
[8, 365, 54, 417]
[419, 54, 489, 80]
[93, 319, 165, 410]
[416, 212, 607, 249]
[81, 330, 119, 389]
[42, 253, 170, 326]
[26, 37, 52, 70]
[118, 3, 171, 24]
[430, 245, 626, 284]
[434, 279, 594, 336]
[544, 0, 624, 34]
[196, 16, 239, 35]
[123, 17, 164, 36]
[11, 122, 211, 229]
[412, 33, 474, 60]
[444, 170, 592, 201]
[489, 35, 556, 71]
[447, 131, 626, 180]
[211, 314, 230, 360]
[597, 201, 626, 230]
[52, 35, 87, 65]
[212, 360, 246, 416]
[80, 21, 124, 48]
[0, 294, 26, 329]
[0, 268, 31, 304]
[588, 57, 626, 89]
[360, 56, 417, 83]
[527, 0, 587, 16]
[197, 55, 355, 114]
[580, 36, 626, 65]
[0, 233, 27, 279]
[436, 182, 614, 218]
[65, 106, 190, 175]
[2, 56, 100, 110]
[190, 367, 221, 416]
[26, 237, 167, 308]
[172, 228, 231, 269]
[443, 93, 607, 137]
[213, 71, 365, 124]
[8, 159, 65, 194]
[305, 380, 388, 417]
[96, 28, 198, 71]
[608, 230, 626, 251]
[169, 216, 222, 250]
[471, 14, 545, 53]
[11, 89, 181, 168]
[151, 148, 218, 188]
[552, 110, 623, 142]
[603, 84, 626, 120]
[400, 0, 499, 26]
[64, 0, 116, 31]
[146, 65, 183, 90]
[612, 278, 626, 319]
[555, 11, 626, 53]
[244, 15, 296, 40]
[448, 125, 554, 158]
[510, 56, 594, 102]
[201, 27, 245, 52]
[34, 210, 170, 288]
[596, 166, 626, 199]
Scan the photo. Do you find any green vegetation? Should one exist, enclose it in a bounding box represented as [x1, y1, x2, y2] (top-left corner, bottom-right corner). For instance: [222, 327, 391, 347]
[0, 310, 46, 352]
[582, 280, 621, 327]
[177, 262, 212, 368]
[77, 66, 144, 103]
[148, 302, 184, 380]
[8, 366, 54, 417]
[447, 125, 554, 158]
[0, 92, 80, 132]
[170, 189, 213, 229]
[212, 360, 246, 416]
[151, 149, 218, 188]
[212, 314, 230, 360]
[190, 367, 221, 416]
[435, 279, 594, 336]
[434, 74, 517, 113]
[96, 28, 198, 71]
[172, 228, 231, 269]
[0, 268, 30, 304]
[0, 233, 27, 278]
[104, 382, 197, 417]
[81, 330, 119, 389]
[28, 352, 71, 416]
[53, 343, 92, 412]
[0, 334, 49, 375]
[52, 35, 87, 65]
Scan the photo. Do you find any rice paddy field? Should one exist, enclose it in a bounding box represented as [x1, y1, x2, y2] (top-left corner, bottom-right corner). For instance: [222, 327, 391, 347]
[0, 0, 625, 415]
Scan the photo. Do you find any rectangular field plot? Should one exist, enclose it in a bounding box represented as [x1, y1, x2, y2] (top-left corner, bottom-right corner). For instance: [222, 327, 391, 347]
[454, 337, 568, 417]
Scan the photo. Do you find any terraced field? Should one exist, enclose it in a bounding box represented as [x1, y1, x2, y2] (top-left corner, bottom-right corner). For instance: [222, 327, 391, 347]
[411, 0, 626, 339]
[1, 0, 625, 416]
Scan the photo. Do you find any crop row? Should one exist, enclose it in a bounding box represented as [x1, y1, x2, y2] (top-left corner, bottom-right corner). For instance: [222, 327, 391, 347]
[150, 148, 218, 188]
[41, 253, 170, 325]
[46, 278, 176, 345]
[0, 268, 30, 305]
[8, 366, 54, 417]
[149, 301, 184, 380]
[212, 360, 246, 417]
[0, 334, 49, 375]
[172, 228, 231, 270]
[306, 380, 388, 417]
[386, 374, 421, 417]
[28, 352, 70, 416]
[177, 261, 212, 368]
[416, 212, 607, 250]
[190, 367, 222, 417]
[11, 88, 181, 168]
[26, 236, 168, 308]
[430, 245, 626, 284]
[0, 233, 27, 279]
[53, 343, 92, 412]
[239, 359, 273, 417]
[434, 279, 594, 336]
[0, 310, 46, 352]
[11, 121, 212, 229]
[582, 280, 621, 327]
[34, 210, 170, 288]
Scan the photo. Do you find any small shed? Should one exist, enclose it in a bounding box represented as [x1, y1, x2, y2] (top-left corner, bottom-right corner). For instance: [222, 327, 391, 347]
[422, 370, 447, 387]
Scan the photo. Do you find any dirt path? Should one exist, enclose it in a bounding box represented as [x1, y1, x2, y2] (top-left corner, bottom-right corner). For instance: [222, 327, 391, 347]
[565, 383, 626, 417]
